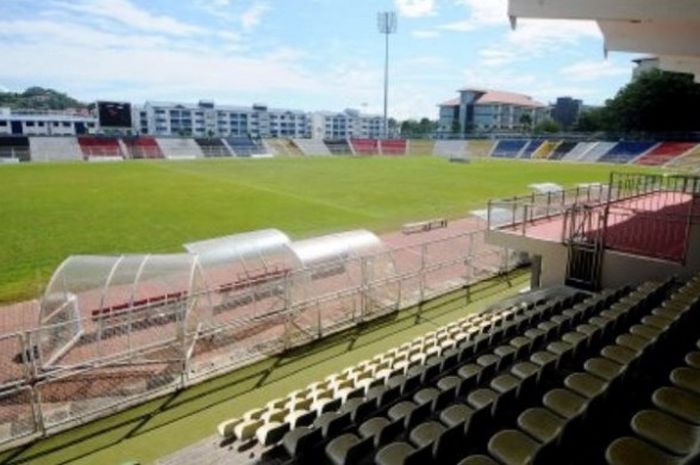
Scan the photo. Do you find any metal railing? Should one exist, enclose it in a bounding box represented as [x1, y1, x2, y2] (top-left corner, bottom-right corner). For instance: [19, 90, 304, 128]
[486, 184, 612, 235]
[0, 227, 516, 451]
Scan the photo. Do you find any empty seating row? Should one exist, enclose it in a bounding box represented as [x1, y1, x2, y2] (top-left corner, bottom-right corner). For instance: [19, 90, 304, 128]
[217, 289, 595, 463]
[226, 136, 266, 157]
[196, 138, 232, 157]
[605, 276, 700, 465]
[634, 142, 697, 166]
[548, 141, 578, 161]
[354, 285, 652, 465]
[351, 139, 380, 155]
[217, 301, 532, 443]
[598, 141, 657, 164]
[77, 136, 123, 159]
[381, 140, 407, 156]
[90, 291, 187, 319]
[518, 140, 544, 160]
[456, 280, 674, 465]
[491, 140, 527, 159]
[123, 136, 164, 159]
[325, 140, 353, 155]
[532, 141, 560, 160]
[264, 139, 305, 156]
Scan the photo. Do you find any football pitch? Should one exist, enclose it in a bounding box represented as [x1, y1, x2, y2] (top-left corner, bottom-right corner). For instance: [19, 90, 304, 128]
[0, 156, 654, 304]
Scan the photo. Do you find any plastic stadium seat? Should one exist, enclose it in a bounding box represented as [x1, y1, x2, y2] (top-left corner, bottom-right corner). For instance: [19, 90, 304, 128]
[653, 387, 700, 425]
[325, 433, 374, 465]
[491, 140, 527, 159]
[631, 409, 699, 456]
[606, 436, 684, 465]
[374, 441, 432, 465]
[488, 429, 550, 465]
[598, 141, 656, 164]
[635, 142, 697, 166]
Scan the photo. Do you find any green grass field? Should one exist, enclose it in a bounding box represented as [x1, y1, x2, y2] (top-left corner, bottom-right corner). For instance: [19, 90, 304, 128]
[0, 157, 654, 304]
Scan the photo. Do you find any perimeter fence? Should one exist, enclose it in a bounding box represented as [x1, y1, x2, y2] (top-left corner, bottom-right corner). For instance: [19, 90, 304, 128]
[0, 227, 518, 450]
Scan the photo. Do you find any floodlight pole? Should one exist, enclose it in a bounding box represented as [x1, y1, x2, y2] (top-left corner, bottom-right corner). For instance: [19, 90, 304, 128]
[378, 11, 397, 139]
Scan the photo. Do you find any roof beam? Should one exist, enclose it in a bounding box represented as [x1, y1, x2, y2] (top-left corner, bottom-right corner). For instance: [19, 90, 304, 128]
[658, 55, 700, 82]
[508, 0, 700, 22]
[600, 21, 700, 57]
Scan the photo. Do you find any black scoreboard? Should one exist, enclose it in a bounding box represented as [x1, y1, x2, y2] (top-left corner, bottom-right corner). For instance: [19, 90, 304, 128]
[97, 101, 132, 128]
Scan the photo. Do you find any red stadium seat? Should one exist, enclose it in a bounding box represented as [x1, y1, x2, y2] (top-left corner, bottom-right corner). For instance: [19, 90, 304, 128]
[635, 142, 697, 166]
[380, 139, 407, 155]
[350, 139, 380, 155]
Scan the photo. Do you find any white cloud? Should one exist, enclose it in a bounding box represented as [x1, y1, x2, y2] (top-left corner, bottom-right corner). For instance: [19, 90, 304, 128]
[478, 48, 518, 67]
[470, 19, 602, 69]
[394, 0, 436, 18]
[560, 60, 631, 81]
[53, 0, 204, 36]
[507, 19, 601, 53]
[411, 29, 440, 39]
[241, 2, 271, 30]
[439, 0, 508, 31]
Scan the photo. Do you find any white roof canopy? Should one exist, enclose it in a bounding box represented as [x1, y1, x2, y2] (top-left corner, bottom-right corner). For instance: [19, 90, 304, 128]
[289, 230, 384, 268]
[508, 0, 700, 81]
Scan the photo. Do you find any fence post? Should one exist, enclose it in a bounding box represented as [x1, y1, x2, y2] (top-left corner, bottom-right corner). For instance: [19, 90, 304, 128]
[360, 257, 368, 321]
[283, 274, 293, 350]
[31, 388, 47, 438]
[420, 244, 427, 302]
[522, 205, 528, 236]
[486, 200, 492, 229]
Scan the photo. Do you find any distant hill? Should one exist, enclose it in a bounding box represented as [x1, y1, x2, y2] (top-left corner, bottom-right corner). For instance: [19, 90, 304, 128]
[0, 87, 87, 110]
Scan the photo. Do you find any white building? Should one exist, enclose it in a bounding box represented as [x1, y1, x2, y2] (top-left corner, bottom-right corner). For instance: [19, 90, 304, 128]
[310, 109, 384, 140]
[134, 101, 311, 139]
[0, 108, 97, 136]
[438, 88, 549, 133]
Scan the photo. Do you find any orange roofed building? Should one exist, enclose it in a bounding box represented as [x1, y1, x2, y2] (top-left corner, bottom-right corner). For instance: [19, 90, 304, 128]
[438, 87, 550, 133]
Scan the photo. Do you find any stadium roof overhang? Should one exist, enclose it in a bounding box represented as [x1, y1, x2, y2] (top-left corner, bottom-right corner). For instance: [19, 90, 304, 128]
[508, 0, 700, 82]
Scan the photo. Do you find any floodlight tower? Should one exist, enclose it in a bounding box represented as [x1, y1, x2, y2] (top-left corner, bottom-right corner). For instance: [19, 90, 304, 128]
[378, 11, 397, 139]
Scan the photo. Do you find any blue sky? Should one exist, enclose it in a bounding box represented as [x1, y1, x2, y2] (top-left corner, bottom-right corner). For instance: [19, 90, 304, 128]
[0, 0, 642, 119]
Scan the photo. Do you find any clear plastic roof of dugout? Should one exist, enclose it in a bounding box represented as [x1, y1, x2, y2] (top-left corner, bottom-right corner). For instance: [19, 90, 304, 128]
[183, 229, 300, 288]
[289, 230, 398, 298]
[40, 254, 208, 327]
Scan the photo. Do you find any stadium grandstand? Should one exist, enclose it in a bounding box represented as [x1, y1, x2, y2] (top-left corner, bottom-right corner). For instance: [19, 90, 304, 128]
[518, 140, 544, 160]
[122, 136, 164, 159]
[379, 139, 407, 156]
[350, 138, 380, 156]
[226, 136, 268, 157]
[293, 138, 332, 156]
[3, 1, 700, 464]
[77, 136, 124, 160]
[196, 138, 233, 158]
[491, 140, 527, 159]
[3, 135, 700, 169]
[325, 139, 353, 155]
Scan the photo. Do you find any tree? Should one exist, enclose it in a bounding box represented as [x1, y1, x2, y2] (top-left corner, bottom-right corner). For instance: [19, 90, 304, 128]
[0, 86, 86, 110]
[519, 114, 532, 130]
[604, 70, 700, 132]
[533, 119, 561, 134]
[400, 118, 437, 137]
[451, 119, 462, 135]
[574, 107, 609, 132]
